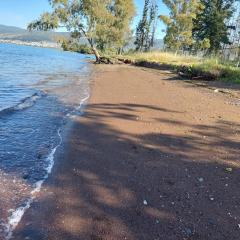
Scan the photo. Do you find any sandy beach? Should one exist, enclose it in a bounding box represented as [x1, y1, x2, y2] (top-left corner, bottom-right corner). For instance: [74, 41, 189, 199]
[13, 65, 240, 240]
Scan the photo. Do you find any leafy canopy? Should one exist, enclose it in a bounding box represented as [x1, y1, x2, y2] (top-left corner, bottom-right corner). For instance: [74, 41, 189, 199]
[193, 0, 238, 53]
[159, 0, 203, 51]
[28, 0, 136, 58]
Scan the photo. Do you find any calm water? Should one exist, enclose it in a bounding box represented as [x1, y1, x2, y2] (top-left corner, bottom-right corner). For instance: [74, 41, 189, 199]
[0, 44, 92, 239]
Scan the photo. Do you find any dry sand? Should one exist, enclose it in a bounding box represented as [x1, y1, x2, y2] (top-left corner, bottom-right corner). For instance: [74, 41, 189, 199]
[13, 65, 240, 240]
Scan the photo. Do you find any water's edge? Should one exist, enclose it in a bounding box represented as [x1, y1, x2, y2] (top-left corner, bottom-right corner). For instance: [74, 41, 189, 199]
[3, 92, 90, 240]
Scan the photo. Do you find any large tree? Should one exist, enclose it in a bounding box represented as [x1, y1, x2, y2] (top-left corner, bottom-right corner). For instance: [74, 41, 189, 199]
[193, 0, 237, 54]
[28, 0, 135, 62]
[159, 0, 203, 52]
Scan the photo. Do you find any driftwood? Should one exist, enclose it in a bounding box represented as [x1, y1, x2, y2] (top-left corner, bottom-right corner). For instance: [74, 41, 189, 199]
[95, 56, 114, 64]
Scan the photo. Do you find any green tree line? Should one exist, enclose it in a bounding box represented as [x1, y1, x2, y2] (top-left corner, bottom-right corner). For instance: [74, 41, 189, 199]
[159, 0, 240, 55]
[28, 0, 136, 62]
[28, 0, 240, 61]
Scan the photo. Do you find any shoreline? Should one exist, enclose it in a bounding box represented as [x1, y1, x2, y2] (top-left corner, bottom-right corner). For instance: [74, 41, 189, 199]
[13, 65, 240, 240]
[0, 39, 61, 49]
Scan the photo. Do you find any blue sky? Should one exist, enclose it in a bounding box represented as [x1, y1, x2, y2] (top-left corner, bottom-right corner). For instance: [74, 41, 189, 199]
[0, 0, 168, 38]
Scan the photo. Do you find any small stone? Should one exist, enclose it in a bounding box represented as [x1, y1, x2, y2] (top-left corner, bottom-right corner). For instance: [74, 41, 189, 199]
[238, 224, 240, 229]
[214, 89, 219, 93]
[198, 177, 204, 182]
[156, 220, 160, 224]
[225, 168, 233, 172]
[184, 228, 193, 236]
[143, 200, 148, 206]
[208, 218, 216, 225]
[23, 174, 30, 180]
[210, 197, 214, 201]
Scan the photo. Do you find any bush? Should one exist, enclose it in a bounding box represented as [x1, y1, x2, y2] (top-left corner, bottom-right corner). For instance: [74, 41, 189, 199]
[119, 51, 240, 83]
[61, 40, 92, 54]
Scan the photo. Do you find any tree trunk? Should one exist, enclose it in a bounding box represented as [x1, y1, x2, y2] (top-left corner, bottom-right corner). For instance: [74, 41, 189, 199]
[92, 46, 101, 62]
[86, 37, 112, 64]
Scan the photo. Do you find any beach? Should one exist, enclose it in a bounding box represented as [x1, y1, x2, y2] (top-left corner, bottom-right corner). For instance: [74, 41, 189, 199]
[13, 64, 240, 240]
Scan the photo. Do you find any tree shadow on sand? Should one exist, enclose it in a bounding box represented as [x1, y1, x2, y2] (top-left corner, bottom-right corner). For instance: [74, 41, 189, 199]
[13, 102, 240, 240]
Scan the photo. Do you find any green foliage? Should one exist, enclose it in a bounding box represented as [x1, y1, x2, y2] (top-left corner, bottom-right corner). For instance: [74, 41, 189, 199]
[121, 51, 240, 83]
[28, 0, 136, 61]
[61, 39, 92, 54]
[193, 0, 237, 54]
[160, 0, 203, 51]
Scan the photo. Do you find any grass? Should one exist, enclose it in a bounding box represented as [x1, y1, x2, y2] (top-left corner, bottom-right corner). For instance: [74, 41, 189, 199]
[122, 51, 202, 66]
[118, 51, 240, 84]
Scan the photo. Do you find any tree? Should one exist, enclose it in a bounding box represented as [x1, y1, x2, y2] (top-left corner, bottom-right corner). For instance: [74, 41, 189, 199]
[28, 0, 135, 62]
[135, 0, 150, 51]
[159, 0, 203, 52]
[149, 2, 158, 48]
[193, 0, 237, 54]
[135, 0, 158, 51]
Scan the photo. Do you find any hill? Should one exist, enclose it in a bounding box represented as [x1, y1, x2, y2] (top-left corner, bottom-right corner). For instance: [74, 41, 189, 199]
[0, 24, 69, 43]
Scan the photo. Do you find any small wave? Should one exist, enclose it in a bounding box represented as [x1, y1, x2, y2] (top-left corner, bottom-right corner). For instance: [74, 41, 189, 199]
[67, 90, 90, 118]
[3, 128, 62, 240]
[0, 91, 46, 115]
[3, 92, 90, 240]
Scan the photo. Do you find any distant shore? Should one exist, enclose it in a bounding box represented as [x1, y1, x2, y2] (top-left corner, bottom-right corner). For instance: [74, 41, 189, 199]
[0, 39, 61, 48]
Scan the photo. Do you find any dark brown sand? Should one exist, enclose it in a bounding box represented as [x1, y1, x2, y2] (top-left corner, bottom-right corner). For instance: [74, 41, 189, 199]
[13, 65, 240, 240]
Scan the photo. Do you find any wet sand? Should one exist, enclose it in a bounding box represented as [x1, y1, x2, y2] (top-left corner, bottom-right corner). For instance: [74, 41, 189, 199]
[13, 65, 240, 240]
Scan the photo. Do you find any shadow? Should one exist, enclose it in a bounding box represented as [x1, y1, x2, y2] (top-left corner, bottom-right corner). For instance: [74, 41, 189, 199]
[158, 70, 240, 99]
[12, 102, 240, 240]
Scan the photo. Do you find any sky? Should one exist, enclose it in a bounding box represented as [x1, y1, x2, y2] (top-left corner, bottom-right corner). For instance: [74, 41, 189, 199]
[0, 0, 168, 39]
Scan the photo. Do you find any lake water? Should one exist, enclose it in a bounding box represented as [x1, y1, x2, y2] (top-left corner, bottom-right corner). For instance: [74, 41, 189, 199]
[0, 44, 92, 239]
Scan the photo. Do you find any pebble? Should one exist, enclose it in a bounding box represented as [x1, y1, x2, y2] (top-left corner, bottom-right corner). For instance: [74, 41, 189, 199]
[198, 177, 204, 182]
[184, 227, 193, 236]
[214, 89, 219, 93]
[143, 200, 148, 206]
[225, 168, 233, 172]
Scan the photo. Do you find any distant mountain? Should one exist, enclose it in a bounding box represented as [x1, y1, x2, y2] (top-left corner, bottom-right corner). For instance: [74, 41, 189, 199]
[152, 39, 164, 50]
[0, 24, 69, 43]
[0, 24, 164, 50]
[124, 38, 164, 51]
[0, 24, 26, 34]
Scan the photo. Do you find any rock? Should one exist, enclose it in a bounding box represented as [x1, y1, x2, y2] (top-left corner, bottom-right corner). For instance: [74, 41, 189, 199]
[214, 89, 219, 93]
[208, 218, 216, 226]
[23, 174, 30, 180]
[198, 177, 204, 182]
[143, 200, 148, 206]
[184, 227, 193, 237]
[225, 167, 233, 172]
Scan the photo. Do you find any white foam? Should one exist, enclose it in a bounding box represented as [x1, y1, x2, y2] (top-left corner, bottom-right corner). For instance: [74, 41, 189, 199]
[4, 129, 62, 240]
[3, 91, 90, 240]
[67, 91, 90, 118]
